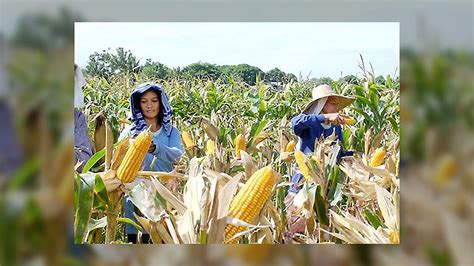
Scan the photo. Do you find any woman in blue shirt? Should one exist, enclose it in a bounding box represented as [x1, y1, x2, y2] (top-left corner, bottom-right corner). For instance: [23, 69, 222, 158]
[118, 83, 184, 243]
[285, 84, 355, 242]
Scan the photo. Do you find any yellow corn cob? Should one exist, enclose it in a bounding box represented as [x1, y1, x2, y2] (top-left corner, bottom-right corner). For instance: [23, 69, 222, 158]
[111, 137, 130, 171]
[235, 134, 246, 159]
[343, 116, 356, 125]
[295, 150, 311, 182]
[389, 229, 399, 244]
[206, 139, 215, 155]
[284, 140, 296, 152]
[182, 131, 194, 149]
[369, 147, 386, 167]
[224, 166, 277, 243]
[116, 130, 153, 183]
[434, 155, 456, 185]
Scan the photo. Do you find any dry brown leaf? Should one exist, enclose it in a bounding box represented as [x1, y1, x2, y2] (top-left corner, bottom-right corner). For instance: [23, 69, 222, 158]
[150, 177, 187, 215]
[217, 173, 242, 220]
[375, 185, 398, 231]
[252, 131, 271, 147]
[134, 214, 162, 244]
[240, 150, 257, 179]
[105, 120, 113, 171]
[200, 117, 219, 141]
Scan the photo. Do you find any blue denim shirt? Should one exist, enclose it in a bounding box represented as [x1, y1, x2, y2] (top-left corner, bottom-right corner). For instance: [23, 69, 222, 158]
[289, 113, 353, 193]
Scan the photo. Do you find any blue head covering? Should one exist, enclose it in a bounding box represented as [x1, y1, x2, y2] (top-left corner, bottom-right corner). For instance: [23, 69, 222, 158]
[129, 83, 173, 137]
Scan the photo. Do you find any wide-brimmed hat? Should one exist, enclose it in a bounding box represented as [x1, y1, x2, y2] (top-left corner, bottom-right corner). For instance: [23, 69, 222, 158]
[303, 84, 355, 114]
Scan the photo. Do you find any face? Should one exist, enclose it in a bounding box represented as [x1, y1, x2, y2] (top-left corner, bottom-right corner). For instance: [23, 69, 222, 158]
[321, 96, 339, 114]
[139, 90, 160, 120]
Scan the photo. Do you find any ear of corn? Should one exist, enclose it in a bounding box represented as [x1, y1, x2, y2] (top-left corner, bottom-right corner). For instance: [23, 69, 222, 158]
[389, 229, 399, 244]
[343, 116, 356, 125]
[224, 166, 277, 243]
[206, 139, 215, 155]
[182, 131, 194, 149]
[284, 140, 296, 152]
[369, 147, 386, 167]
[235, 134, 246, 159]
[295, 150, 311, 182]
[111, 137, 130, 171]
[434, 155, 456, 185]
[116, 130, 153, 183]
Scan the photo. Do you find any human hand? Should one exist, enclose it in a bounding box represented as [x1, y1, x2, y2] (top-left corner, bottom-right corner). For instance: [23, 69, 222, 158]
[148, 143, 156, 153]
[323, 113, 345, 125]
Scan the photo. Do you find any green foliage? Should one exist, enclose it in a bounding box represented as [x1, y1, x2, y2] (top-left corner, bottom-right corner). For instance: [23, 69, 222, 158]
[85, 47, 140, 81]
[12, 8, 80, 51]
[308, 76, 334, 87]
[182, 62, 222, 80]
[84, 48, 302, 86]
[141, 59, 173, 79]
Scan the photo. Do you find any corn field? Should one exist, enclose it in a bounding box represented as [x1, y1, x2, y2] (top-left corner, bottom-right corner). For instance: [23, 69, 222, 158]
[75, 61, 400, 244]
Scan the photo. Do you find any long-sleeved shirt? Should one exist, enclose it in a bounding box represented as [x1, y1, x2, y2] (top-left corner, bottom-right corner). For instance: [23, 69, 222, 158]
[74, 109, 93, 173]
[119, 124, 184, 235]
[0, 101, 23, 186]
[289, 113, 353, 193]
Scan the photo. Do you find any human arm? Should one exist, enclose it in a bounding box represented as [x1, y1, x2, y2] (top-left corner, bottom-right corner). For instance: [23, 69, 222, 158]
[151, 128, 184, 164]
[291, 113, 347, 137]
[0, 101, 23, 187]
[291, 113, 326, 137]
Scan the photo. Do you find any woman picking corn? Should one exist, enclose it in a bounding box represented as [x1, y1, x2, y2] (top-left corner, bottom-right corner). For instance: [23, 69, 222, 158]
[285, 84, 355, 242]
[118, 83, 184, 243]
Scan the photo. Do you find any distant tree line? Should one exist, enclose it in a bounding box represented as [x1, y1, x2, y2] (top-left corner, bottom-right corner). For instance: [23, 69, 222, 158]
[83, 47, 398, 86]
[84, 48, 298, 85]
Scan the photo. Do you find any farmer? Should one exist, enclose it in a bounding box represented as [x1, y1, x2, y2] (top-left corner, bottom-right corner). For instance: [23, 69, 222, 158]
[285, 84, 355, 242]
[118, 83, 184, 243]
[74, 65, 93, 172]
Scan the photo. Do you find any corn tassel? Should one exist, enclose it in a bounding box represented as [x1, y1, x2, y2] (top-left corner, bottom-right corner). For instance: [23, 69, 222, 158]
[295, 150, 311, 182]
[206, 139, 215, 155]
[284, 140, 296, 152]
[235, 134, 246, 159]
[369, 147, 386, 167]
[116, 130, 153, 183]
[224, 166, 277, 243]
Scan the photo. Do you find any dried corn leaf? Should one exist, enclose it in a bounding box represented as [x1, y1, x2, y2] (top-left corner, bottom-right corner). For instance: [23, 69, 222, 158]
[375, 185, 398, 231]
[164, 216, 181, 244]
[176, 209, 194, 244]
[134, 214, 162, 244]
[137, 170, 186, 182]
[154, 219, 175, 244]
[240, 150, 257, 179]
[252, 131, 271, 147]
[200, 117, 219, 141]
[150, 177, 187, 215]
[105, 120, 113, 171]
[217, 173, 242, 219]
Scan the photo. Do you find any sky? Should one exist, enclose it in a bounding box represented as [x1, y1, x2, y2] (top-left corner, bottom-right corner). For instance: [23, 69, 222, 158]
[75, 22, 399, 80]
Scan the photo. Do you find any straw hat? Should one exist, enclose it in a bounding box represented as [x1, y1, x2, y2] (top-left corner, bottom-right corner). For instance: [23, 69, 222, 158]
[303, 84, 355, 114]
